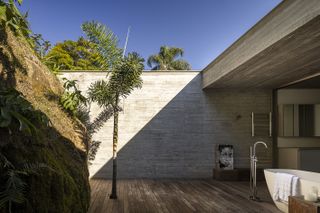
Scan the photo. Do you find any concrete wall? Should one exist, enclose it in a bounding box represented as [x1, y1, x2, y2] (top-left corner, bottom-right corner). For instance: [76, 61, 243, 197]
[60, 71, 273, 179]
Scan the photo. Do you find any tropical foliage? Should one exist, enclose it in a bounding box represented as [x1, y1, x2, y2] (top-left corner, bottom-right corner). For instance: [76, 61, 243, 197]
[0, 0, 30, 40]
[0, 88, 49, 136]
[85, 21, 144, 199]
[147, 46, 191, 70]
[44, 21, 122, 72]
[0, 0, 53, 64]
[60, 78, 87, 116]
[44, 37, 104, 71]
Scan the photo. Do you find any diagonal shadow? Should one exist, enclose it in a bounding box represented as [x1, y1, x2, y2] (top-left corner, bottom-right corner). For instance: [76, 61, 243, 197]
[91, 73, 272, 179]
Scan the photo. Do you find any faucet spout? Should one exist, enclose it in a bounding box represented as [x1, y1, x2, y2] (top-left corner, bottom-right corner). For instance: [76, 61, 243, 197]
[253, 141, 268, 156]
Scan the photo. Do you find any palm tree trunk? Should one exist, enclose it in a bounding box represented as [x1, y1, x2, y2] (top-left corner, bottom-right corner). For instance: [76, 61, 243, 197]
[110, 97, 119, 199]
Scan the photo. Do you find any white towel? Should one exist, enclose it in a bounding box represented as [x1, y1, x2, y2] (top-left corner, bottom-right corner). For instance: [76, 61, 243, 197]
[291, 176, 300, 196]
[273, 173, 300, 203]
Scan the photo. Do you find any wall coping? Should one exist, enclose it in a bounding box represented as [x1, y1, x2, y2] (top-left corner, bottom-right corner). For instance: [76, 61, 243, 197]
[58, 70, 201, 76]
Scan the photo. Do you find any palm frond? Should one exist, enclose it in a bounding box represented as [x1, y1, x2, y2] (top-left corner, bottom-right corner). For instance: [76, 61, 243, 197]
[169, 47, 184, 59]
[88, 140, 101, 162]
[88, 106, 114, 136]
[147, 54, 159, 68]
[87, 80, 114, 107]
[108, 52, 144, 98]
[81, 21, 122, 70]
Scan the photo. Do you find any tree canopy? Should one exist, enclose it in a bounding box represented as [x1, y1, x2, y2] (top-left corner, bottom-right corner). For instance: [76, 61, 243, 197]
[44, 37, 104, 71]
[147, 46, 191, 70]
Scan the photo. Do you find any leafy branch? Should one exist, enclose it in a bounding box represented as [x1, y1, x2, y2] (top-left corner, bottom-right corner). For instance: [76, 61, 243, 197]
[60, 78, 87, 116]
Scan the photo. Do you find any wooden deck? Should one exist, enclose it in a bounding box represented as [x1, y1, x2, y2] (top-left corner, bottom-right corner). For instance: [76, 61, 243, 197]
[89, 179, 281, 213]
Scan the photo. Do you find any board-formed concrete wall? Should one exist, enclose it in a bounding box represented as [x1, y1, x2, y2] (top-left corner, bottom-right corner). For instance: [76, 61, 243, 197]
[60, 71, 273, 179]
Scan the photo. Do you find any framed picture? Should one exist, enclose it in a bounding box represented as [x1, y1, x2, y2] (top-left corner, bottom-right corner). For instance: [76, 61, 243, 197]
[216, 144, 234, 170]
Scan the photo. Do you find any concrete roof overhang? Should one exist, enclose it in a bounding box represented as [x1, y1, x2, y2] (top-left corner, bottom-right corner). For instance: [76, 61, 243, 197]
[202, 0, 320, 89]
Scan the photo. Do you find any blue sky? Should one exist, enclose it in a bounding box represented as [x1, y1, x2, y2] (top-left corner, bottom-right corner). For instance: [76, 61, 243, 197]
[21, 0, 281, 70]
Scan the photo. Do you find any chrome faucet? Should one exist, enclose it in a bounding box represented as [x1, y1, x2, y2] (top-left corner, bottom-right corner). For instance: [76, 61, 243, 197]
[250, 141, 268, 201]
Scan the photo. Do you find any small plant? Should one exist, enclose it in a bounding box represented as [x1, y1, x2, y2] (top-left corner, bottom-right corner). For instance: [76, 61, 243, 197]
[0, 88, 49, 135]
[60, 78, 87, 116]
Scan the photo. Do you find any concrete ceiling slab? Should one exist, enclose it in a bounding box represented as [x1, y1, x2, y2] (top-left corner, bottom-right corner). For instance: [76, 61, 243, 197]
[202, 0, 320, 89]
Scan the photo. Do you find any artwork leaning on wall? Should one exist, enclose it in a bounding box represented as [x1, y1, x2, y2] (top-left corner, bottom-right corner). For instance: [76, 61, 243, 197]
[216, 144, 234, 170]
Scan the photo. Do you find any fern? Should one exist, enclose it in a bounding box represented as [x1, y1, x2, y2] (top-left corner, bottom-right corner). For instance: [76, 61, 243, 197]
[0, 153, 13, 169]
[0, 170, 27, 213]
[0, 153, 55, 213]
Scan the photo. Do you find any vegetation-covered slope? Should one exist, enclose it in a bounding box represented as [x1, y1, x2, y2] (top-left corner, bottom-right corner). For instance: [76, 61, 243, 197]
[0, 26, 90, 212]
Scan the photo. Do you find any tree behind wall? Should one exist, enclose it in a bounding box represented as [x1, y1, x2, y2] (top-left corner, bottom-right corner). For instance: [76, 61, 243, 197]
[147, 46, 191, 70]
[44, 37, 106, 71]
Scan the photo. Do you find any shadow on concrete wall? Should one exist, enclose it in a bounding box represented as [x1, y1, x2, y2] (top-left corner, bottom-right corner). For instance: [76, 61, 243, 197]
[91, 73, 272, 179]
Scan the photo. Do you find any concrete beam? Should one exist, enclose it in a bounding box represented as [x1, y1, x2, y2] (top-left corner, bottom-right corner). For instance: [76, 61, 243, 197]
[202, 0, 320, 89]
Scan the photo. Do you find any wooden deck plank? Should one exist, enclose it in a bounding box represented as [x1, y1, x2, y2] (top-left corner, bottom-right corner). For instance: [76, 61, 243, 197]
[147, 180, 170, 213]
[96, 180, 112, 213]
[89, 179, 111, 213]
[89, 179, 281, 213]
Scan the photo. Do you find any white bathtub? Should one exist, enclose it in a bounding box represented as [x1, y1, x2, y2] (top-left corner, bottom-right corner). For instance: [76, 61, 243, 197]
[264, 169, 320, 212]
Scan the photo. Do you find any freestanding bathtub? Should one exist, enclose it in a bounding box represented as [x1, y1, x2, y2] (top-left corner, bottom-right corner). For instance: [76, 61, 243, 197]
[264, 169, 320, 213]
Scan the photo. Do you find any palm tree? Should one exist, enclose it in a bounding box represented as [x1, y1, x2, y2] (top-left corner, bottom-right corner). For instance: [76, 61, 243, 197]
[88, 52, 144, 199]
[83, 21, 144, 199]
[147, 46, 191, 70]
